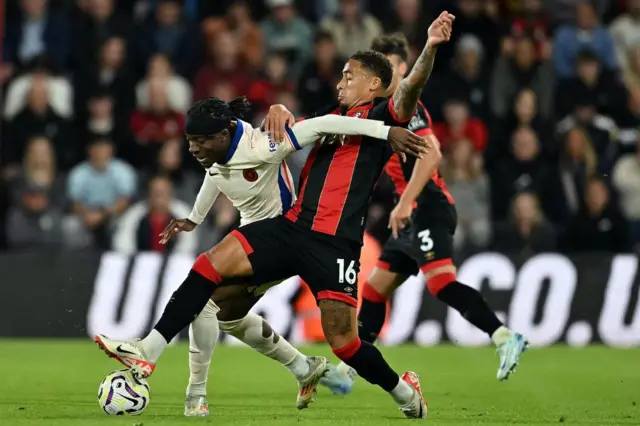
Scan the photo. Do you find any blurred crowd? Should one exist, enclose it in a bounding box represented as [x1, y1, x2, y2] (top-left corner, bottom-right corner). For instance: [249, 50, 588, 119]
[1, 0, 640, 257]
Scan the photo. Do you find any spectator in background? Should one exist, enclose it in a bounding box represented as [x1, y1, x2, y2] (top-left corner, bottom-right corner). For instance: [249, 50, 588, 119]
[558, 127, 597, 218]
[489, 127, 552, 220]
[6, 181, 64, 250]
[130, 78, 185, 168]
[67, 138, 137, 249]
[563, 177, 632, 253]
[112, 176, 197, 255]
[622, 41, 640, 92]
[193, 31, 251, 101]
[298, 30, 342, 116]
[136, 54, 192, 113]
[4, 74, 71, 170]
[3, 0, 70, 72]
[134, 0, 199, 78]
[490, 37, 554, 122]
[548, 0, 611, 27]
[609, 0, 640, 67]
[226, 1, 264, 70]
[72, 0, 131, 72]
[491, 89, 552, 162]
[247, 53, 295, 114]
[433, 98, 488, 153]
[9, 136, 65, 207]
[426, 34, 491, 122]
[75, 37, 135, 125]
[152, 140, 199, 204]
[382, 0, 430, 62]
[612, 142, 640, 245]
[556, 97, 618, 173]
[553, 2, 617, 78]
[320, 0, 382, 59]
[261, 0, 313, 78]
[441, 139, 491, 251]
[556, 50, 627, 121]
[4, 60, 73, 122]
[84, 90, 132, 164]
[504, 0, 551, 61]
[492, 191, 556, 256]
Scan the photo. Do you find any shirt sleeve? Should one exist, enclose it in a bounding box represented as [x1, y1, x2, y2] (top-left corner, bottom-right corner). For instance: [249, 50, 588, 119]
[187, 172, 221, 225]
[253, 115, 391, 164]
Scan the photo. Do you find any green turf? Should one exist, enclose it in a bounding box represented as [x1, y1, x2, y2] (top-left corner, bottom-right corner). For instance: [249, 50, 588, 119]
[0, 341, 637, 425]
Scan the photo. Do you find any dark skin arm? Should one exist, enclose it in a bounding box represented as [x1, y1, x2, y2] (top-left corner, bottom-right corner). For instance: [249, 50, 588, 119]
[392, 11, 455, 121]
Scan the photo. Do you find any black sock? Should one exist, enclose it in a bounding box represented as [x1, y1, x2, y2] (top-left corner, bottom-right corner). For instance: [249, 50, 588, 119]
[358, 298, 387, 344]
[154, 271, 214, 342]
[334, 339, 399, 392]
[437, 281, 503, 336]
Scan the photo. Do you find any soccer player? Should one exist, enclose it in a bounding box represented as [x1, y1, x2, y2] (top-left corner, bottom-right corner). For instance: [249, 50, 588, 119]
[96, 96, 427, 413]
[95, 12, 454, 419]
[326, 33, 529, 386]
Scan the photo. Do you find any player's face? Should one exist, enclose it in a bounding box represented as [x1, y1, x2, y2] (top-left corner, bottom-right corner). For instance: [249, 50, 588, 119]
[385, 54, 408, 94]
[336, 60, 380, 109]
[187, 129, 230, 169]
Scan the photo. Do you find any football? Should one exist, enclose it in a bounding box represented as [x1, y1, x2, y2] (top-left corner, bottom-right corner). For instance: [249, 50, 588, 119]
[98, 369, 150, 415]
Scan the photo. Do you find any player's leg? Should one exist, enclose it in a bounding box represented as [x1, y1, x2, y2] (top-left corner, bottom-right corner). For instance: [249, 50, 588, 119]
[319, 299, 426, 418]
[417, 207, 528, 380]
[303, 239, 426, 418]
[94, 218, 288, 378]
[184, 299, 219, 417]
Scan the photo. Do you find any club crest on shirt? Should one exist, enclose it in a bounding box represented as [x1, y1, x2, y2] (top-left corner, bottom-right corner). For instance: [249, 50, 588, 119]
[243, 168, 258, 182]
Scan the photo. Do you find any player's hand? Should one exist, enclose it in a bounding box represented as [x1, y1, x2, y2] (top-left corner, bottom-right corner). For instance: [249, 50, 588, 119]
[387, 127, 428, 162]
[427, 11, 455, 48]
[389, 200, 413, 239]
[264, 104, 295, 143]
[159, 218, 197, 244]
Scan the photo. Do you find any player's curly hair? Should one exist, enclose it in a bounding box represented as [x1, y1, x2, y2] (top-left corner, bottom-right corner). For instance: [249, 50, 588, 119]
[187, 96, 252, 121]
[349, 50, 393, 89]
[371, 33, 410, 63]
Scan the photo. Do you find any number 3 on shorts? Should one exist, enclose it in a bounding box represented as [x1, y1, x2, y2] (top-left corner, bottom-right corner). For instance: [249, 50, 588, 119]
[418, 229, 434, 252]
[337, 258, 357, 284]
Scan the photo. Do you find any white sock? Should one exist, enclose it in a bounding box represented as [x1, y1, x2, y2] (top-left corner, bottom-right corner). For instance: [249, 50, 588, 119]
[389, 377, 414, 404]
[138, 329, 168, 363]
[491, 326, 513, 347]
[337, 361, 358, 377]
[186, 300, 220, 397]
[219, 312, 310, 380]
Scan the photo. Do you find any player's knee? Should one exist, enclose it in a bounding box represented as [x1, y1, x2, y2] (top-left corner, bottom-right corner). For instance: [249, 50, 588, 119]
[205, 233, 253, 278]
[424, 264, 457, 296]
[332, 337, 362, 362]
[366, 267, 403, 299]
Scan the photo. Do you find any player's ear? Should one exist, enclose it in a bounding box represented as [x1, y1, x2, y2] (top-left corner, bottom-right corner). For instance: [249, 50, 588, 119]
[369, 76, 382, 92]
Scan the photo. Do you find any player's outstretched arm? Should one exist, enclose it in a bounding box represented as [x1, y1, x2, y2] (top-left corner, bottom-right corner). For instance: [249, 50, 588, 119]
[159, 173, 221, 244]
[292, 115, 428, 158]
[391, 11, 455, 121]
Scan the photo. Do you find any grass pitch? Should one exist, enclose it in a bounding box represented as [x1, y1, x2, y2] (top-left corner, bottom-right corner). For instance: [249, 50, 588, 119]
[0, 340, 637, 425]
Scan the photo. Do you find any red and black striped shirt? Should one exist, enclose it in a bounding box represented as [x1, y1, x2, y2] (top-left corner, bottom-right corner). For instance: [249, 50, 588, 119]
[384, 101, 455, 208]
[285, 97, 410, 242]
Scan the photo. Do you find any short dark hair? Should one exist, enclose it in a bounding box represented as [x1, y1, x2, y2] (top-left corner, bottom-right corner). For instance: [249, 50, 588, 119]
[314, 29, 334, 45]
[371, 33, 410, 63]
[349, 50, 393, 89]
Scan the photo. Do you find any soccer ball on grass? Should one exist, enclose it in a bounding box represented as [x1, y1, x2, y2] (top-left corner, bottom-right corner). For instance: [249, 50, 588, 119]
[98, 369, 150, 415]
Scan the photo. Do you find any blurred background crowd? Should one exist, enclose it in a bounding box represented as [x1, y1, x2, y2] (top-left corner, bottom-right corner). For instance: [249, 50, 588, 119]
[1, 0, 639, 257]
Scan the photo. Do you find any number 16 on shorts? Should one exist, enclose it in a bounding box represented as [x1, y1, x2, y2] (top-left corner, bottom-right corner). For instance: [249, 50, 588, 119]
[337, 258, 357, 285]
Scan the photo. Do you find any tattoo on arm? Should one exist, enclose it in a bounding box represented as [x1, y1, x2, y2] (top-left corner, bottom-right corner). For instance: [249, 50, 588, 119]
[319, 299, 354, 337]
[393, 44, 438, 121]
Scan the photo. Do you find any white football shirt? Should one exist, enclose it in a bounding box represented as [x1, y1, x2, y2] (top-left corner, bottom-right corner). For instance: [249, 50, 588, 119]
[187, 114, 392, 226]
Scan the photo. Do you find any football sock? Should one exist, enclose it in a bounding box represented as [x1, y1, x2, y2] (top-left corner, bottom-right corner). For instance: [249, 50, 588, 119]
[433, 279, 503, 337]
[219, 312, 310, 380]
[491, 326, 513, 346]
[333, 338, 400, 394]
[358, 282, 388, 344]
[390, 377, 415, 404]
[149, 256, 221, 361]
[186, 300, 220, 397]
[138, 329, 167, 363]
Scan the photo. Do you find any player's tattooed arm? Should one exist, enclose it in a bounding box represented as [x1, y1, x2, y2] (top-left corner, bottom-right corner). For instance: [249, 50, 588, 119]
[391, 11, 455, 121]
